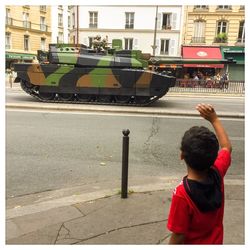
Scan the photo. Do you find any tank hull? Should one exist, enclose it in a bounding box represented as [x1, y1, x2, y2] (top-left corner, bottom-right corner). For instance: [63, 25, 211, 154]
[14, 63, 175, 105]
[13, 43, 176, 106]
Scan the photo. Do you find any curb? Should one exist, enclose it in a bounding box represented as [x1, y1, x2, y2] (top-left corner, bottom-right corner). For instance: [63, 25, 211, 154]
[6, 85, 245, 98]
[6, 102, 244, 119]
[6, 177, 244, 220]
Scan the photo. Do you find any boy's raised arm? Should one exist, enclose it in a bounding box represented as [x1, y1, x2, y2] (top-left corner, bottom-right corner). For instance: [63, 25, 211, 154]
[196, 103, 232, 153]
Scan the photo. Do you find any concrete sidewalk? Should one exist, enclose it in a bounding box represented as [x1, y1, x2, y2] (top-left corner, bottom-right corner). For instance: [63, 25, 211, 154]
[6, 177, 244, 244]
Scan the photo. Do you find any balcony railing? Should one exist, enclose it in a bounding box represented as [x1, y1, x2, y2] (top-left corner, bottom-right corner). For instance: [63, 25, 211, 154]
[23, 21, 31, 29]
[125, 24, 134, 29]
[5, 17, 13, 25]
[237, 38, 245, 43]
[162, 25, 171, 30]
[89, 23, 97, 28]
[5, 17, 50, 32]
[214, 37, 227, 43]
[191, 37, 205, 43]
[40, 24, 48, 32]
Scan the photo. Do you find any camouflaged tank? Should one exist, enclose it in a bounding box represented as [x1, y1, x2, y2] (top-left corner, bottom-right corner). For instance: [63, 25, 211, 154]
[13, 44, 176, 106]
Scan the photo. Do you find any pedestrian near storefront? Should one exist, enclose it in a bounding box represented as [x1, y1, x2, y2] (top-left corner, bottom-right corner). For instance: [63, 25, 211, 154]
[167, 103, 232, 244]
[222, 72, 229, 89]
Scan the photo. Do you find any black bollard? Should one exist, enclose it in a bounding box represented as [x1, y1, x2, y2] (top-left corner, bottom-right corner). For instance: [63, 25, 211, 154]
[121, 129, 130, 198]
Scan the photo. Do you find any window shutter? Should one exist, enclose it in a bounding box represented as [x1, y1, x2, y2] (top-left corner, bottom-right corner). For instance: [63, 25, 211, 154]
[83, 38, 88, 46]
[171, 13, 177, 29]
[134, 38, 138, 49]
[155, 39, 160, 55]
[170, 39, 175, 56]
[157, 13, 161, 30]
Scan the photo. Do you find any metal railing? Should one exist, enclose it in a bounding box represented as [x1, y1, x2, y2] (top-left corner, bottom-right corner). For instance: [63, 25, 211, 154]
[191, 37, 205, 43]
[170, 79, 245, 95]
[5, 17, 50, 32]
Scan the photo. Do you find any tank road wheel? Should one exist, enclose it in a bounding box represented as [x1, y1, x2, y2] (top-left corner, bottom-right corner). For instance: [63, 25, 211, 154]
[58, 93, 74, 101]
[98, 95, 111, 103]
[135, 96, 150, 104]
[115, 95, 131, 104]
[77, 94, 92, 102]
[21, 80, 33, 89]
[38, 91, 55, 101]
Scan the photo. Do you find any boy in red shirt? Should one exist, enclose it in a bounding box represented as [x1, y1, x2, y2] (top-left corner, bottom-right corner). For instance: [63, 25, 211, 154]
[167, 103, 232, 244]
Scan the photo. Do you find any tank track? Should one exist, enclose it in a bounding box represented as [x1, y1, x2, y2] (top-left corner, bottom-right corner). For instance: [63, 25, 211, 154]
[20, 80, 163, 107]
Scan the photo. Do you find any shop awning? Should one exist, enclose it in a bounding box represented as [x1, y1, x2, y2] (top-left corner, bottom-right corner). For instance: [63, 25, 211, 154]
[220, 46, 245, 64]
[6, 52, 36, 60]
[182, 46, 224, 68]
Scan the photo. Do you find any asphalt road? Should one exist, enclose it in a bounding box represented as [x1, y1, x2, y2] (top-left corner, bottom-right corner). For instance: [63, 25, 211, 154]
[6, 109, 244, 198]
[6, 87, 245, 117]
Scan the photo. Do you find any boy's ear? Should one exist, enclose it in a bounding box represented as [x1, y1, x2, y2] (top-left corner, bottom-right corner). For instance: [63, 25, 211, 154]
[180, 151, 184, 160]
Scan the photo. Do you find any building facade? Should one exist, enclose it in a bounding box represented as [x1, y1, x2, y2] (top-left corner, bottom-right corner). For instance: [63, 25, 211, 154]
[51, 5, 71, 43]
[182, 5, 245, 80]
[68, 5, 183, 58]
[5, 5, 52, 69]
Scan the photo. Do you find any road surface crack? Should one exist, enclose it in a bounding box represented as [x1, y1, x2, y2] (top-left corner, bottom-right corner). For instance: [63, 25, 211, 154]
[71, 218, 167, 244]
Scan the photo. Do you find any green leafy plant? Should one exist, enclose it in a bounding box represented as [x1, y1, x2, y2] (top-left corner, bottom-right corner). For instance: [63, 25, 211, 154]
[215, 33, 228, 43]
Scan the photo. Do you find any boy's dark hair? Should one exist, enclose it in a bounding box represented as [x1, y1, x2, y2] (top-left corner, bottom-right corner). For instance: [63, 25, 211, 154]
[181, 126, 219, 171]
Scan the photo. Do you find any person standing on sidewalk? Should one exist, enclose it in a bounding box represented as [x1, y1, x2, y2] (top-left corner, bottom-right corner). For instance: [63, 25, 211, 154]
[167, 103, 232, 244]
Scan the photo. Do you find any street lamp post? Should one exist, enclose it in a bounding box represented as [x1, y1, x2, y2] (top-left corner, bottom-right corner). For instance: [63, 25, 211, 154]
[151, 5, 158, 71]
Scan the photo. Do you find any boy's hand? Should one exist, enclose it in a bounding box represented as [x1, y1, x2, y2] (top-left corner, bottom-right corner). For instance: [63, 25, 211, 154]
[196, 103, 218, 123]
[196, 103, 232, 153]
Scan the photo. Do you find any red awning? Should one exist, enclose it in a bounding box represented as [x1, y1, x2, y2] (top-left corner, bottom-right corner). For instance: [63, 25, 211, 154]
[182, 46, 224, 68]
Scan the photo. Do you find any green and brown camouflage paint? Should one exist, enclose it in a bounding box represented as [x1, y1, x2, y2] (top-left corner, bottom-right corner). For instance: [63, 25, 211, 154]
[13, 44, 176, 105]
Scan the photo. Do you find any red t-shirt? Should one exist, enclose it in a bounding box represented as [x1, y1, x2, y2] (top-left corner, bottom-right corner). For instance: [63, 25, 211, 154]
[167, 149, 231, 244]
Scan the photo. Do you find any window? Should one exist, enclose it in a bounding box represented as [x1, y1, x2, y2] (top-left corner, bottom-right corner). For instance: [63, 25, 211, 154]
[237, 21, 245, 43]
[6, 32, 11, 49]
[88, 37, 95, 48]
[124, 38, 133, 50]
[194, 5, 208, 9]
[57, 32, 64, 43]
[58, 13, 63, 27]
[40, 6, 46, 12]
[89, 12, 98, 28]
[40, 16, 47, 31]
[24, 35, 29, 51]
[125, 12, 134, 29]
[23, 12, 30, 28]
[68, 15, 71, 28]
[41, 38, 46, 50]
[162, 13, 172, 29]
[72, 12, 75, 28]
[192, 20, 205, 43]
[160, 39, 169, 55]
[6, 8, 12, 25]
[217, 5, 232, 10]
[217, 21, 227, 34]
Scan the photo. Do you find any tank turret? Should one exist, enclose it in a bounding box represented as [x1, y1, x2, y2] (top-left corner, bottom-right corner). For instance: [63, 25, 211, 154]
[13, 43, 176, 106]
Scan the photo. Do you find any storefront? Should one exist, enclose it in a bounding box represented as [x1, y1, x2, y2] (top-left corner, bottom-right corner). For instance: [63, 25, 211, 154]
[5, 52, 36, 70]
[181, 46, 224, 79]
[220, 46, 245, 81]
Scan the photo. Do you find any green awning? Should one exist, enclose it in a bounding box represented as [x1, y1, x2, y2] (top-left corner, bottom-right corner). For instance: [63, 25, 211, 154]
[220, 46, 245, 64]
[6, 52, 36, 60]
